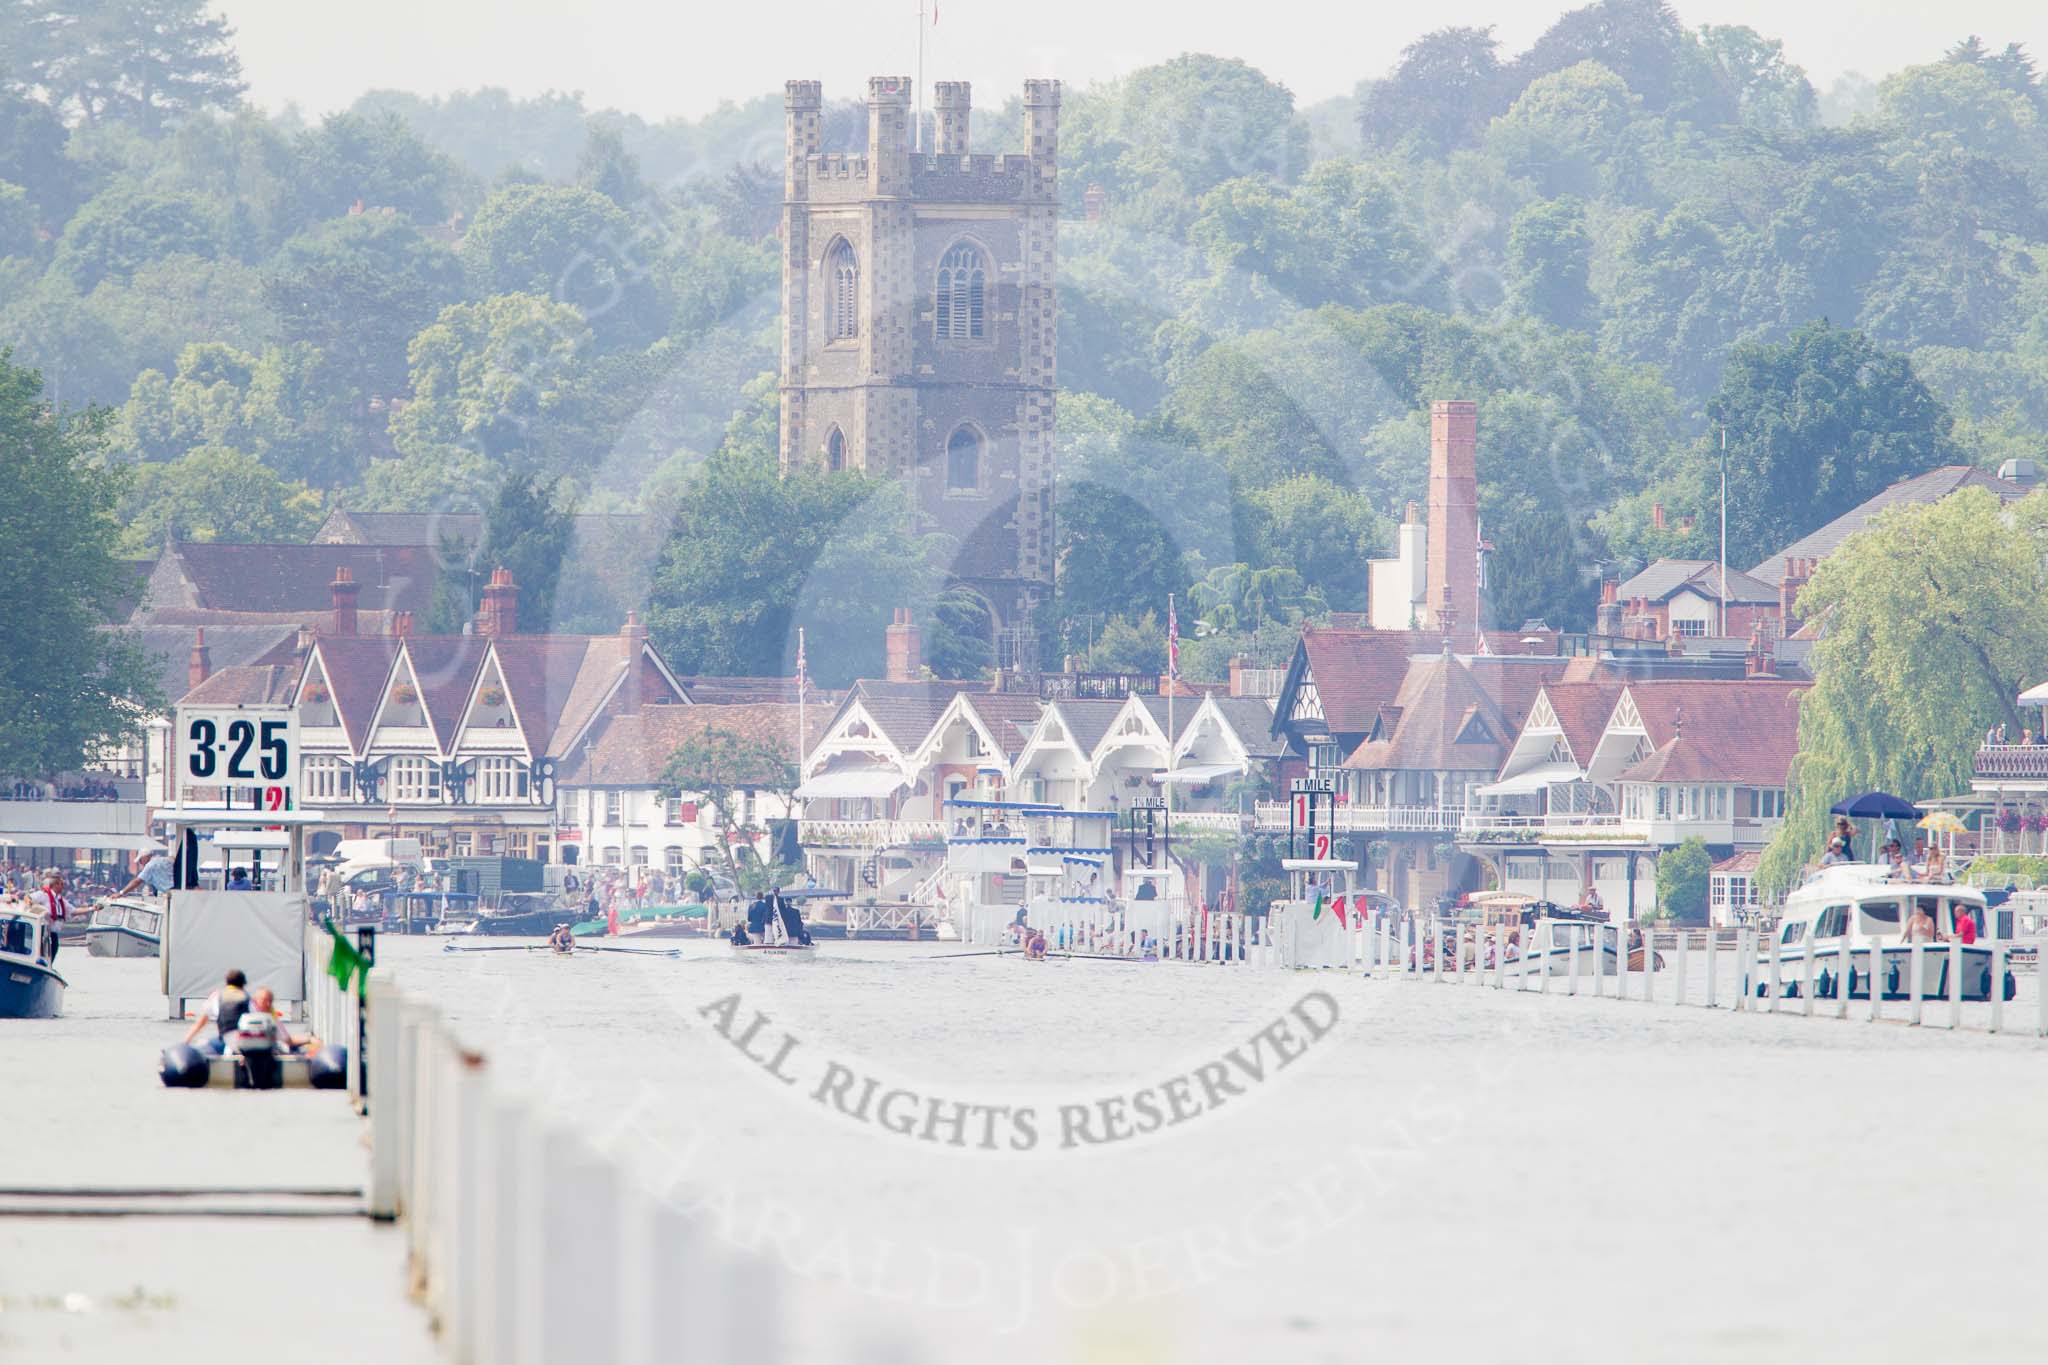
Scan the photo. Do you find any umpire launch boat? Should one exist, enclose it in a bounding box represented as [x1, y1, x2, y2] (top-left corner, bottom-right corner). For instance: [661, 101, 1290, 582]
[0, 910, 67, 1018]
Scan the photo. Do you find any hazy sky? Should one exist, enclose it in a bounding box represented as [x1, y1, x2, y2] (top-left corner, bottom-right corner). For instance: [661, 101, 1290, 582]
[218, 0, 2048, 121]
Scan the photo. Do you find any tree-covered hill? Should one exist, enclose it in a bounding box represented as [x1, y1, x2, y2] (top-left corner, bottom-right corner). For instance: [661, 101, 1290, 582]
[4, 0, 2046, 681]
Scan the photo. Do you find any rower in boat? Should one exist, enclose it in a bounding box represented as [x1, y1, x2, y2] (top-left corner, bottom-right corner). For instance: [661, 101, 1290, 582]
[547, 923, 575, 955]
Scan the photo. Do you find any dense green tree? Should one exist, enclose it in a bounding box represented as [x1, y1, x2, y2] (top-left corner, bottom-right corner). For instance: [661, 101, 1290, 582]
[1760, 489, 2048, 890]
[0, 89, 86, 223]
[0, 180, 35, 258]
[288, 111, 464, 226]
[660, 726, 798, 871]
[1061, 54, 1308, 226]
[646, 447, 945, 685]
[390, 291, 594, 476]
[471, 474, 576, 633]
[460, 182, 663, 349]
[1696, 25, 1818, 136]
[1514, 0, 1715, 118]
[114, 443, 323, 554]
[1654, 837, 1711, 924]
[268, 214, 462, 388]
[52, 181, 220, 290]
[1486, 61, 1639, 198]
[1084, 611, 1168, 676]
[1506, 196, 1594, 329]
[576, 124, 649, 209]
[1878, 60, 2040, 164]
[6, 0, 244, 132]
[925, 587, 996, 681]
[1244, 475, 1386, 612]
[1357, 27, 1509, 156]
[0, 351, 159, 774]
[1709, 322, 1959, 566]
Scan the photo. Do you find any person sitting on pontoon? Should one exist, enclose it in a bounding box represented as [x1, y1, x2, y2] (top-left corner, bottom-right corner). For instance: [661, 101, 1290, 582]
[548, 923, 575, 953]
[1023, 927, 1048, 960]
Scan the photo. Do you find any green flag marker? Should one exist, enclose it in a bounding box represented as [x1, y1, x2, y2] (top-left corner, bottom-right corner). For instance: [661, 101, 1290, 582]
[325, 920, 369, 997]
[1310, 890, 1325, 921]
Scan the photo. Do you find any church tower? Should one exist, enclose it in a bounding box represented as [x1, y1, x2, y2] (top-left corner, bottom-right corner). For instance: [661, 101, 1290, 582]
[779, 76, 1060, 663]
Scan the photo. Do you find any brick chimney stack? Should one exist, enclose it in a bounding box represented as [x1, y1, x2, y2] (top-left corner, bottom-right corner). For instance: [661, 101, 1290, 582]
[477, 567, 519, 637]
[188, 628, 211, 692]
[1779, 557, 1813, 635]
[330, 566, 360, 637]
[885, 608, 922, 682]
[1227, 652, 1250, 697]
[620, 610, 647, 712]
[1425, 400, 1480, 650]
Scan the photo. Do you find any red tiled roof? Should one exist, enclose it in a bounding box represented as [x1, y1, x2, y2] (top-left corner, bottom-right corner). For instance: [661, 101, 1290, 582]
[1537, 682, 1628, 764]
[308, 637, 403, 752]
[1344, 655, 1574, 772]
[181, 664, 301, 707]
[1294, 628, 1435, 736]
[155, 543, 440, 616]
[1613, 680, 1808, 786]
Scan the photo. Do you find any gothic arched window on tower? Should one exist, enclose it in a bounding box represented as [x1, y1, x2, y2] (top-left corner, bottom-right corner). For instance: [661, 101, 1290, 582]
[935, 242, 987, 341]
[826, 239, 858, 341]
[825, 426, 846, 473]
[946, 426, 983, 492]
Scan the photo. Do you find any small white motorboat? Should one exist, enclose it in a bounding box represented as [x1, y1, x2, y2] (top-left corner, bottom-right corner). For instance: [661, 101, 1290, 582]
[0, 910, 67, 1018]
[84, 896, 163, 958]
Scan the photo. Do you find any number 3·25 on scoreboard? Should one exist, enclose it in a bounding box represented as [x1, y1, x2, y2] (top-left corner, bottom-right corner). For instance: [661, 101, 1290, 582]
[175, 706, 299, 808]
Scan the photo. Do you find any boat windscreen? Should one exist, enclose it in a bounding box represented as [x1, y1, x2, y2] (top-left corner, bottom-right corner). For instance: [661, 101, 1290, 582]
[1858, 900, 1901, 935]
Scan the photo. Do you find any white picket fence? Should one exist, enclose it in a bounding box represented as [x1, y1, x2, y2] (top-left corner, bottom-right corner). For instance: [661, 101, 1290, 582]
[1307, 912, 2048, 1037]
[957, 898, 1269, 962]
[363, 970, 796, 1364]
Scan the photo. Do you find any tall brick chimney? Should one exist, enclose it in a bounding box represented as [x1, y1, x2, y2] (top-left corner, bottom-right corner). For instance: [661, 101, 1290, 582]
[620, 610, 647, 713]
[885, 608, 922, 682]
[1779, 557, 1812, 636]
[188, 628, 211, 692]
[1425, 400, 1480, 649]
[330, 566, 359, 637]
[477, 567, 519, 638]
[1227, 652, 1250, 697]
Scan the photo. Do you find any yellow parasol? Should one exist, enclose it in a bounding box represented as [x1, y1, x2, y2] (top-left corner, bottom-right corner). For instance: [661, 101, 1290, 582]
[1917, 811, 1968, 836]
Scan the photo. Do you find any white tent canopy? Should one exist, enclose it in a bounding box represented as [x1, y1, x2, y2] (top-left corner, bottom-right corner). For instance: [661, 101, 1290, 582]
[1153, 761, 1245, 785]
[2018, 681, 2048, 705]
[795, 766, 906, 800]
[1476, 762, 1582, 797]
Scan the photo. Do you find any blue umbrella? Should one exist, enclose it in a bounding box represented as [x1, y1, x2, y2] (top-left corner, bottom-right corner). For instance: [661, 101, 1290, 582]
[1829, 792, 1922, 820]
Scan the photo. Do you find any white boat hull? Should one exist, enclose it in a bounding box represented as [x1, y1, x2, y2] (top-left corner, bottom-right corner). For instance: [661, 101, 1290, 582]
[84, 924, 160, 958]
[1500, 942, 1621, 978]
[1760, 944, 2014, 1002]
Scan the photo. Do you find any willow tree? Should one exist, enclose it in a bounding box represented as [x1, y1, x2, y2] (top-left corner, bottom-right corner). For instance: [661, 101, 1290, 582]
[1759, 488, 2048, 891]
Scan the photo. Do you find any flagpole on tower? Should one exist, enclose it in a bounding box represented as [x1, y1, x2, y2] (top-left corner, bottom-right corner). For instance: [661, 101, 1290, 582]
[915, 0, 927, 152]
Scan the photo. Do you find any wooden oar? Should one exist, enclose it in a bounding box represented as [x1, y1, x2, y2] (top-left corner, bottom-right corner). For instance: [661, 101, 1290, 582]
[924, 948, 1014, 960]
[442, 942, 547, 954]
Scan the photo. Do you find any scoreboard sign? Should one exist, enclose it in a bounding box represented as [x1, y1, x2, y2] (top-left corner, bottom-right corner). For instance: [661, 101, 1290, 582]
[175, 706, 299, 809]
[1289, 775, 1337, 861]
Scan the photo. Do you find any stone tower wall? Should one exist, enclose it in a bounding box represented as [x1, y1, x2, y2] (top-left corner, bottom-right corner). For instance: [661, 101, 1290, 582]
[779, 76, 1060, 648]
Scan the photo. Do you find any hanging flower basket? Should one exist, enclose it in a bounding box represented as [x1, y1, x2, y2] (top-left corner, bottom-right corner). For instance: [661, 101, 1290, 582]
[1997, 808, 2022, 833]
[480, 685, 507, 706]
[393, 683, 419, 705]
[2028, 814, 2048, 834]
[304, 683, 330, 703]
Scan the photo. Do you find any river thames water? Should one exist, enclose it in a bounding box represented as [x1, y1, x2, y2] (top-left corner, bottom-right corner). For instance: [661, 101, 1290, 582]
[389, 936, 2048, 1365]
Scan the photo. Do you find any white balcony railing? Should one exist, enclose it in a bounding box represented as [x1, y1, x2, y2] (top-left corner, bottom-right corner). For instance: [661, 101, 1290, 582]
[797, 818, 946, 849]
[1252, 802, 1463, 834]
